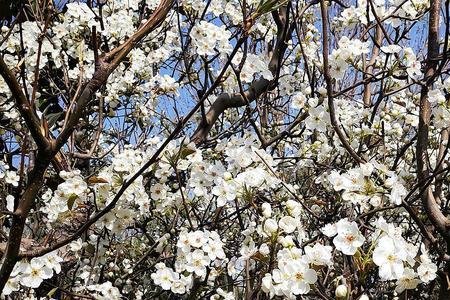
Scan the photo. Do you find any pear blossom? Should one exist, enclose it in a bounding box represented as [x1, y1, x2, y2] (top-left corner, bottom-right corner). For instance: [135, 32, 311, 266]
[185, 249, 210, 277]
[304, 243, 333, 266]
[278, 216, 299, 234]
[417, 247, 438, 283]
[373, 236, 406, 280]
[333, 219, 365, 255]
[305, 105, 330, 132]
[20, 258, 53, 288]
[395, 268, 420, 293]
[6, 194, 14, 212]
[212, 179, 237, 207]
[2, 277, 20, 296]
[190, 21, 231, 56]
[292, 92, 306, 110]
[263, 218, 279, 234]
[151, 263, 179, 291]
[4, 171, 19, 186]
[264, 256, 318, 297]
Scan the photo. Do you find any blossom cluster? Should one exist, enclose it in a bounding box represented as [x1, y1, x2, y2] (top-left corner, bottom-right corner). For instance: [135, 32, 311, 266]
[190, 21, 232, 56]
[41, 170, 88, 222]
[151, 229, 226, 294]
[328, 37, 370, 80]
[327, 162, 408, 209]
[4, 252, 63, 295]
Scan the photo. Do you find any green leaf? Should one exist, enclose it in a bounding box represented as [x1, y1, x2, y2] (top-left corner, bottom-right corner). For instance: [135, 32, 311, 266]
[67, 194, 78, 210]
[254, 0, 289, 17]
[37, 98, 47, 109]
[47, 287, 58, 297]
[179, 146, 196, 160]
[46, 112, 63, 128]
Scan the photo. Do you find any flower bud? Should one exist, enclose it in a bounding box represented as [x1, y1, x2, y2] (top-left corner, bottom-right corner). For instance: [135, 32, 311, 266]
[259, 243, 270, 255]
[370, 195, 381, 207]
[261, 203, 272, 218]
[308, 97, 318, 107]
[335, 285, 348, 298]
[223, 172, 233, 181]
[263, 218, 278, 234]
[304, 86, 312, 95]
[318, 86, 327, 96]
[311, 204, 321, 214]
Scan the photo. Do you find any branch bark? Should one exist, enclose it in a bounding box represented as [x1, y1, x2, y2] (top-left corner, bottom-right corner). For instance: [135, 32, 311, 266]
[416, 0, 449, 238]
[319, 0, 365, 164]
[362, 25, 382, 107]
[191, 4, 292, 145]
[414, 1, 450, 295]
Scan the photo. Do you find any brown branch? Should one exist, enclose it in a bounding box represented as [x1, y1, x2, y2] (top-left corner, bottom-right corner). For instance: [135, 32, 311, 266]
[434, 129, 450, 204]
[0, 155, 51, 291]
[0, 57, 49, 151]
[191, 3, 293, 145]
[319, 0, 365, 164]
[31, 6, 53, 104]
[416, 0, 450, 239]
[54, 0, 174, 153]
[191, 78, 272, 145]
[362, 25, 382, 107]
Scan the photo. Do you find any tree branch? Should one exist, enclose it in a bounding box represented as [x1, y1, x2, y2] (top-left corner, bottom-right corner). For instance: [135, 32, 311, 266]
[319, 0, 365, 164]
[54, 0, 174, 153]
[416, 0, 449, 239]
[191, 4, 293, 145]
[0, 57, 50, 151]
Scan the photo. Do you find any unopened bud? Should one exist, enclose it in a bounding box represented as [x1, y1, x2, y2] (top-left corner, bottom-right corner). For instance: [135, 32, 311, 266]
[335, 285, 348, 298]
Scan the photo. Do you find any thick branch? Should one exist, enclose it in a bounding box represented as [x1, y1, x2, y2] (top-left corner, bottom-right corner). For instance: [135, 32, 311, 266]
[434, 129, 449, 204]
[55, 0, 173, 153]
[362, 25, 382, 107]
[416, 0, 449, 238]
[191, 4, 292, 145]
[191, 78, 271, 145]
[0, 154, 51, 291]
